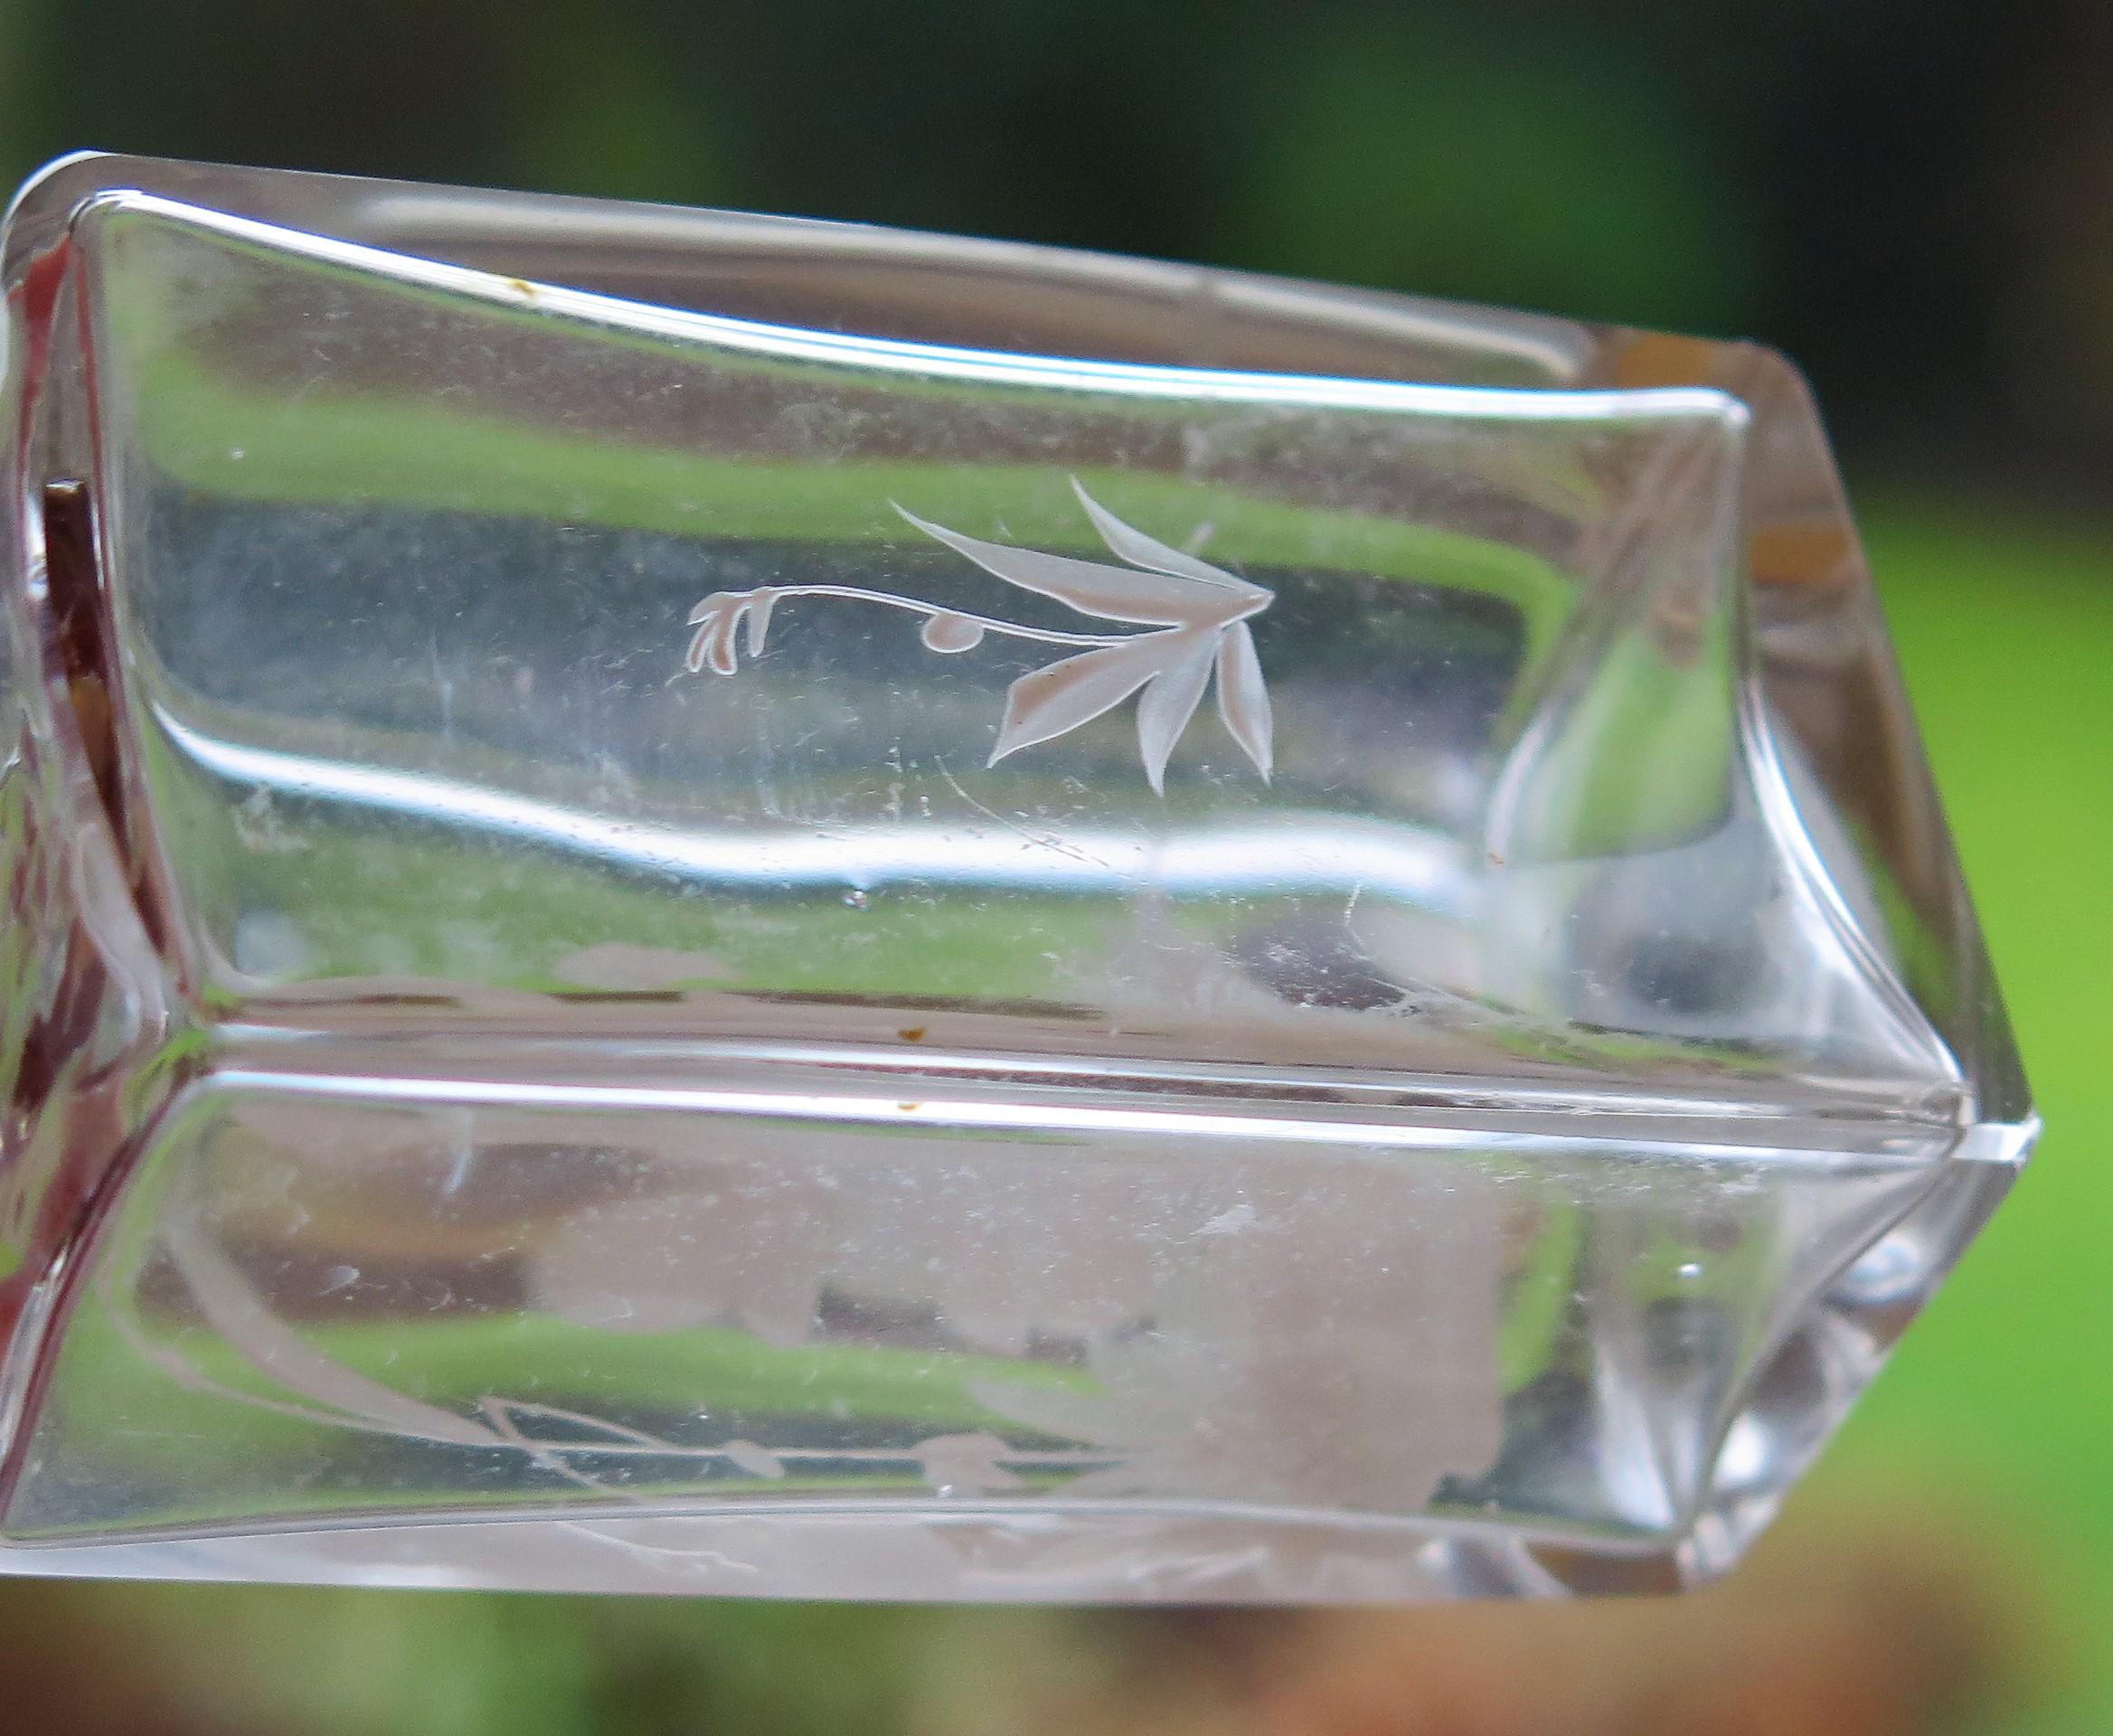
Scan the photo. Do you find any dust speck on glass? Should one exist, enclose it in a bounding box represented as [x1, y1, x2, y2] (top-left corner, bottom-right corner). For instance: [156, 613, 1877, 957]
[0, 154, 2032, 1605]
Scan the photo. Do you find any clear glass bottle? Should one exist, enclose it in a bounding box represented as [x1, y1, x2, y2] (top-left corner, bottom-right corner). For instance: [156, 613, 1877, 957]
[0, 154, 2031, 1600]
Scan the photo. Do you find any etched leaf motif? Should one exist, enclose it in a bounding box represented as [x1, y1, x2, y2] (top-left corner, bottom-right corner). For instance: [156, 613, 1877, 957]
[910, 1430, 1026, 1495]
[742, 587, 778, 657]
[989, 631, 1184, 767]
[682, 613, 719, 675]
[1135, 630, 1218, 795]
[683, 594, 742, 675]
[685, 589, 780, 673]
[683, 482, 1277, 789]
[552, 941, 730, 990]
[1216, 619, 1274, 781]
[162, 1212, 497, 1448]
[722, 1438, 788, 1479]
[1069, 476, 1264, 598]
[893, 504, 1238, 627]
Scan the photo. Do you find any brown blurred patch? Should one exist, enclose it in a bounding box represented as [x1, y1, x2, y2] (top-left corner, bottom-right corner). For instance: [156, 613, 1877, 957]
[0, 1496, 2061, 1736]
[0, 1580, 276, 1736]
[929, 1499, 2058, 1736]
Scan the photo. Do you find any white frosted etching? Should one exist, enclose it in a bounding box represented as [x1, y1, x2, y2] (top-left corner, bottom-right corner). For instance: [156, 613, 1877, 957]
[684, 479, 1274, 791]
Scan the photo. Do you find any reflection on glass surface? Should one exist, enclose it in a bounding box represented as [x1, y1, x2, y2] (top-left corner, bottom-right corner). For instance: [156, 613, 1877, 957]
[0, 155, 2030, 1601]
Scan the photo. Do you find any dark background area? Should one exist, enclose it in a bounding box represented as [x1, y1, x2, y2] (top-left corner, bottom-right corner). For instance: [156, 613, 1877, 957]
[9, 0, 2113, 511]
[0, 4, 2109, 1732]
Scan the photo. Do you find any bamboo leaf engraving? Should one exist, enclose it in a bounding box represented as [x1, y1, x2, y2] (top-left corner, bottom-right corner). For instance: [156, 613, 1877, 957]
[892, 505, 1221, 627]
[722, 1438, 789, 1479]
[1067, 476, 1264, 597]
[131, 1211, 1113, 1504]
[682, 482, 1276, 788]
[911, 1431, 1029, 1495]
[1135, 629, 1219, 795]
[1215, 619, 1274, 782]
[990, 629, 1194, 768]
[742, 587, 778, 658]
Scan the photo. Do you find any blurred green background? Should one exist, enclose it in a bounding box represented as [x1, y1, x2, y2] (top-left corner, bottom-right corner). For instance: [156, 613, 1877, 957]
[0, 2, 2108, 1731]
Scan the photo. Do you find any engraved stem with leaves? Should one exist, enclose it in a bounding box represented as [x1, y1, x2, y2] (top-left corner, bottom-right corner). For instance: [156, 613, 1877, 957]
[118, 1211, 1113, 1505]
[684, 479, 1275, 792]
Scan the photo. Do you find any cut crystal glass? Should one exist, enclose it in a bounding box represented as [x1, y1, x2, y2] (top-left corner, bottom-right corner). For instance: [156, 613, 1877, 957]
[0, 154, 2032, 1600]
